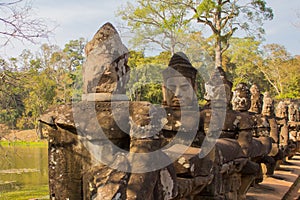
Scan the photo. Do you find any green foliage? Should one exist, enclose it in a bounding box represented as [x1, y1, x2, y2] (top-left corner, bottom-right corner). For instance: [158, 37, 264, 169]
[127, 51, 169, 103]
[257, 44, 300, 99]
[195, 0, 216, 17]
[0, 70, 26, 128]
[224, 39, 300, 99]
[117, 0, 193, 53]
[0, 184, 49, 200]
[0, 39, 86, 129]
[224, 37, 269, 88]
[17, 69, 56, 129]
[118, 0, 273, 68]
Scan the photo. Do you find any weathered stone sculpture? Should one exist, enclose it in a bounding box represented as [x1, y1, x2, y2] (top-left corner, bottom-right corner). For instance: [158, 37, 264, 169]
[289, 102, 300, 153]
[83, 22, 130, 97]
[248, 86, 275, 179]
[249, 84, 263, 114]
[260, 92, 284, 175]
[288, 102, 299, 122]
[232, 83, 259, 157]
[161, 52, 215, 199]
[39, 22, 132, 200]
[231, 83, 266, 198]
[40, 23, 182, 200]
[81, 23, 179, 200]
[39, 22, 296, 200]
[39, 104, 92, 200]
[287, 102, 299, 158]
[200, 68, 254, 199]
[276, 101, 290, 158]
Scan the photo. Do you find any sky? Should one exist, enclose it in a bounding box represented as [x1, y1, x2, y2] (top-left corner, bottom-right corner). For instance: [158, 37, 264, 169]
[1, 0, 300, 58]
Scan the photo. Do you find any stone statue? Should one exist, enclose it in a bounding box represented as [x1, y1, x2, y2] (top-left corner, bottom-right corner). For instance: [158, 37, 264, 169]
[275, 101, 290, 158]
[83, 22, 130, 97]
[249, 86, 276, 178]
[38, 22, 296, 200]
[288, 102, 300, 153]
[199, 67, 247, 199]
[231, 82, 269, 197]
[249, 84, 263, 114]
[232, 83, 257, 156]
[39, 22, 177, 200]
[287, 102, 299, 159]
[162, 52, 198, 108]
[288, 102, 299, 122]
[81, 23, 177, 200]
[161, 52, 215, 199]
[261, 92, 284, 174]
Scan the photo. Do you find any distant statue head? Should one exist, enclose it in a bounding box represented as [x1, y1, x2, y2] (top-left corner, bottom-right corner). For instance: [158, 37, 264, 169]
[204, 67, 233, 109]
[288, 102, 298, 122]
[249, 84, 263, 113]
[232, 82, 251, 111]
[162, 52, 197, 107]
[276, 101, 288, 119]
[262, 92, 274, 117]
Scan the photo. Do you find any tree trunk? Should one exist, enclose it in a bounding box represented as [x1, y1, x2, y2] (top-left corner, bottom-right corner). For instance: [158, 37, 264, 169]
[215, 38, 222, 68]
[215, 2, 222, 68]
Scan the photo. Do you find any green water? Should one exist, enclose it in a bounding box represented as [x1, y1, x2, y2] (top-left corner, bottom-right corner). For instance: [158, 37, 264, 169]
[0, 144, 49, 200]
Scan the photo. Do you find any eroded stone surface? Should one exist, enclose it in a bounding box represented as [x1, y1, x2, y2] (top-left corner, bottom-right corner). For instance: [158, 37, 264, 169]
[83, 22, 130, 95]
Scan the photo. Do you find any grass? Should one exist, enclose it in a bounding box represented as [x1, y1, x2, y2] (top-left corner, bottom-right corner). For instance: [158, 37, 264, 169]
[0, 140, 48, 147]
[0, 184, 49, 200]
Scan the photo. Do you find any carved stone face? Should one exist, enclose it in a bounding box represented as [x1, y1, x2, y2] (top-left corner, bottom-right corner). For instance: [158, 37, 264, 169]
[262, 97, 274, 117]
[249, 84, 262, 113]
[232, 84, 251, 111]
[276, 101, 288, 118]
[288, 103, 298, 121]
[205, 83, 232, 108]
[165, 76, 195, 107]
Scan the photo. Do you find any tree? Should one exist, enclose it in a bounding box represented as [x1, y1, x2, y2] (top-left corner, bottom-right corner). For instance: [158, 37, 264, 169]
[117, 0, 193, 54]
[0, 39, 86, 129]
[0, 66, 25, 128]
[176, 0, 273, 67]
[224, 37, 267, 87]
[118, 0, 273, 67]
[257, 44, 300, 98]
[0, 0, 53, 46]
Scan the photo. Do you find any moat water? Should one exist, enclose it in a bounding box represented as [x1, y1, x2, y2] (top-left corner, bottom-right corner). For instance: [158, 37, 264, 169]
[0, 144, 49, 199]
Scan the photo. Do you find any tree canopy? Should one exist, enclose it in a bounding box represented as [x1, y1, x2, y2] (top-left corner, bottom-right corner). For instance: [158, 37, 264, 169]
[118, 0, 273, 67]
[117, 0, 193, 54]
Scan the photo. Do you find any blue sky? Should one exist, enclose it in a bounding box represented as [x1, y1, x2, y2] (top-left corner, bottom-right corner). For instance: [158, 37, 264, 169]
[2, 0, 300, 58]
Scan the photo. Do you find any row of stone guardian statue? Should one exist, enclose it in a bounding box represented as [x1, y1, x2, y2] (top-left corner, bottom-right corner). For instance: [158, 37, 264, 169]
[39, 22, 300, 200]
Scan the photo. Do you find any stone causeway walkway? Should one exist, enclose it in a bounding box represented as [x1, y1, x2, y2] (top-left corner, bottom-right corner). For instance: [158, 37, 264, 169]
[247, 153, 300, 200]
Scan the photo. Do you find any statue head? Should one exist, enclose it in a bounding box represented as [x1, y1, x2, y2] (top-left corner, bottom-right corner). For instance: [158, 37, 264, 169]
[262, 92, 274, 117]
[204, 67, 233, 109]
[249, 84, 263, 113]
[276, 101, 288, 119]
[288, 102, 298, 121]
[162, 52, 197, 107]
[231, 83, 251, 111]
